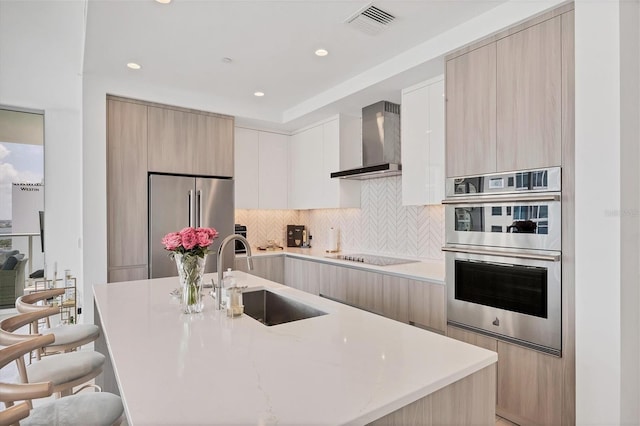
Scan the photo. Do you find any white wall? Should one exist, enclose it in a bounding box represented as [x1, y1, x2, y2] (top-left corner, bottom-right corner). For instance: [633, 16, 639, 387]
[0, 1, 85, 309]
[619, 0, 640, 422]
[575, 0, 640, 423]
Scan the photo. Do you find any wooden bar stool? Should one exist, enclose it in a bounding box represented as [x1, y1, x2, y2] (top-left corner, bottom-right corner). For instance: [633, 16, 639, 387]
[0, 311, 105, 398]
[15, 288, 99, 358]
[0, 335, 123, 426]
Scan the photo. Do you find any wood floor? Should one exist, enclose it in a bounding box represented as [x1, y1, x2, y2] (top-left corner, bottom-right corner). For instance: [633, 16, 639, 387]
[496, 415, 519, 425]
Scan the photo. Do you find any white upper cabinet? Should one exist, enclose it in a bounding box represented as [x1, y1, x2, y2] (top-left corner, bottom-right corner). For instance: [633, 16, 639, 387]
[234, 128, 260, 209]
[289, 115, 360, 209]
[234, 127, 289, 209]
[401, 76, 445, 206]
[289, 125, 323, 209]
[258, 132, 289, 209]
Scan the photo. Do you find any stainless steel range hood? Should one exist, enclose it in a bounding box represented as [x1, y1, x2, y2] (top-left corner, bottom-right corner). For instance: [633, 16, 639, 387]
[330, 101, 401, 180]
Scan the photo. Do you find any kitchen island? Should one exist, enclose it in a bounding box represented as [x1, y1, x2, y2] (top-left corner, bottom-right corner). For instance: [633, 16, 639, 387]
[94, 272, 496, 425]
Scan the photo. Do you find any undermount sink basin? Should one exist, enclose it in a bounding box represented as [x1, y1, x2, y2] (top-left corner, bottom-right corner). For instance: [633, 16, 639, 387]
[242, 289, 327, 326]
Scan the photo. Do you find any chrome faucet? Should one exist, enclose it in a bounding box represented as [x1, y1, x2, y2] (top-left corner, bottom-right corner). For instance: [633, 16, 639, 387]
[216, 234, 253, 310]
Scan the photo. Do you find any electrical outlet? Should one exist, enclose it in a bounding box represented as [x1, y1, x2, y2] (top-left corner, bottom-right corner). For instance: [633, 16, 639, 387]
[77, 307, 82, 315]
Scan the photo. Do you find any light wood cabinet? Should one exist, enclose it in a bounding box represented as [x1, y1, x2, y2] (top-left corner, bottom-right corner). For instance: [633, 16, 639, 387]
[107, 98, 148, 279]
[445, 43, 497, 177]
[147, 106, 233, 177]
[446, 324, 563, 426]
[447, 325, 498, 352]
[401, 76, 445, 206]
[409, 280, 446, 333]
[284, 257, 444, 328]
[446, 13, 566, 176]
[496, 341, 563, 425]
[107, 96, 234, 284]
[316, 262, 346, 301]
[284, 257, 321, 295]
[235, 255, 284, 284]
[289, 115, 360, 209]
[234, 128, 289, 209]
[381, 275, 409, 323]
[344, 267, 383, 315]
[496, 16, 562, 171]
[107, 266, 149, 283]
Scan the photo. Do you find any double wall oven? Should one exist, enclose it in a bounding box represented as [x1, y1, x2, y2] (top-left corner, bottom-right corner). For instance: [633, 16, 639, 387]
[443, 167, 562, 356]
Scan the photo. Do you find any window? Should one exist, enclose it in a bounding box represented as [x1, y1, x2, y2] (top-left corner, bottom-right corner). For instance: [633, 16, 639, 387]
[532, 170, 548, 189]
[506, 206, 512, 216]
[492, 206, 502, 216]
[491, 226, 502, 233]
[0, 108, 44, 273]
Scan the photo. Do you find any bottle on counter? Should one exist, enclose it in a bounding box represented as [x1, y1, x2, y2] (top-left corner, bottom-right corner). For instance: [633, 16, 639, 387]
[222, 268, 236, 309]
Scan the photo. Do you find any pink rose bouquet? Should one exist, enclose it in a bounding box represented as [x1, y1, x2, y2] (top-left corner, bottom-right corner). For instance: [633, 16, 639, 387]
[162, 227, 219, 258]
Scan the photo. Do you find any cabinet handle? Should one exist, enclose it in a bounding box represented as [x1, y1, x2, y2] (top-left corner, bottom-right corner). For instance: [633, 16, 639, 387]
[196, 190, 202, 228]
[442, 245, 561, 262]
[188, 190, 195, 228]
[442, 193, 560, 205]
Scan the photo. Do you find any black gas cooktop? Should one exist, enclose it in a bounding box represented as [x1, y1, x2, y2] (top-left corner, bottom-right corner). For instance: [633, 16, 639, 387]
[326, 253, 419, 266]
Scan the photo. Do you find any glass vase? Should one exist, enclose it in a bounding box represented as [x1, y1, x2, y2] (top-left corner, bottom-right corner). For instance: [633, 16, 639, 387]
[174, 253, 206, 314]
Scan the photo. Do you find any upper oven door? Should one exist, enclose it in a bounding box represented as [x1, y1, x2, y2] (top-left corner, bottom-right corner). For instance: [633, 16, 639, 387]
[444, 194, 561, 251]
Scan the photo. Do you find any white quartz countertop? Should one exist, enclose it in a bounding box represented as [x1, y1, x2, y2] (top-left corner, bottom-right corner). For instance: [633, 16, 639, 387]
[94, 272, 495, 426]
[241, 247, 446, 284]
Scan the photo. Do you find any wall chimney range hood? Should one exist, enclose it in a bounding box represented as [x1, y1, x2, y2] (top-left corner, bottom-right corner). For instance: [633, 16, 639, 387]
[330, 101, 401, 180]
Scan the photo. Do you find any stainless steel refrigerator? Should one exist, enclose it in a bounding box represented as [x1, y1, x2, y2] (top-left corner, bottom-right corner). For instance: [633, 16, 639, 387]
[149, 173, 235, 279]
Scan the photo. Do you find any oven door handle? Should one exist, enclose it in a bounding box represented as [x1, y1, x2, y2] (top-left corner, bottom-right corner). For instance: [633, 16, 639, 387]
[442, 245, 561, 262]
[442, 193, 560, 205]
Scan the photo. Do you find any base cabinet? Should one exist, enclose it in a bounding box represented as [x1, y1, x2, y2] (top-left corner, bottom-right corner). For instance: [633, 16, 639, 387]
[285, 257, 442, 328]
[496, 341, 563, 425]
[447, 324, 563, 426]
[284, 257, 322, 295]
[409, 280, 446, 333]
[235, 256, 284, 284]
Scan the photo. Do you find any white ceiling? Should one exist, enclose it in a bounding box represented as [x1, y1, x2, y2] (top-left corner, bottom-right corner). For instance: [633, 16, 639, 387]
[84, 0, 506, 131]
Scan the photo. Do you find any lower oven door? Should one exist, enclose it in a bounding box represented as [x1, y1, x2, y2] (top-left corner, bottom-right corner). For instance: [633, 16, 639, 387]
[444, 245, 561, 356]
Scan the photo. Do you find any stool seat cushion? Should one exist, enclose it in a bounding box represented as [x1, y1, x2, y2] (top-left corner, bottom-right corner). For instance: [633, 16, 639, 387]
[41, 324, 100, 347]
[22, 392, 123, 426]
[27, 351, 105, 385]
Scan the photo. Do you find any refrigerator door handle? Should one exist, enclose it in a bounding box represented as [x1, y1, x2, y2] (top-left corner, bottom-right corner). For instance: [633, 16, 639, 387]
[188, 190, 195, 227]
[196, 190, 202, 228]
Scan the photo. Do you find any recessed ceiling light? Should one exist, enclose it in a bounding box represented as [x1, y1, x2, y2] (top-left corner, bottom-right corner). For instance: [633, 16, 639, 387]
[315, 49, 329, 57]
[254, 91, 265, 97]
[155, 0, 171, 4]
[127, 62, 141, 70]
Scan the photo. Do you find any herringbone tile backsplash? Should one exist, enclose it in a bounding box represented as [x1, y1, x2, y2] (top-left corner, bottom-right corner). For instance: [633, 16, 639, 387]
[235, 176, 444, 261]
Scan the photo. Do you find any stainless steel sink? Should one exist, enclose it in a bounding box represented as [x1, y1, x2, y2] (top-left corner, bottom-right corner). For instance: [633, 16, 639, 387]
[242, 289, 327, 326]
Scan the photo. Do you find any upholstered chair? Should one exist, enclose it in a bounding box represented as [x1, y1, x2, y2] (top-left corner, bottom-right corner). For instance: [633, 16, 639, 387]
[0, 310, 105, 398]
[15, 288, 99, 358]
[0, 334, 123, 426]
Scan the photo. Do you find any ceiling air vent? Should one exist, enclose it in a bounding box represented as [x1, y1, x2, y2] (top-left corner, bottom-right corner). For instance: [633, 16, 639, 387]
[346, 4, 395, 36]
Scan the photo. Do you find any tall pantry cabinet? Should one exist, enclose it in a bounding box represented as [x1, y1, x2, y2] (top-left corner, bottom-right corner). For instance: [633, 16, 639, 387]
[444, 5, 575, 426]
[446, 11, 564, 177]
[106, 96, 234, 282]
